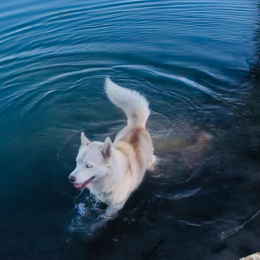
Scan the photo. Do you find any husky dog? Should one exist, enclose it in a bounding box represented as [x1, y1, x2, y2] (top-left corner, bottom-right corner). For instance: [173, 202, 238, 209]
[69, 77, 156, 216]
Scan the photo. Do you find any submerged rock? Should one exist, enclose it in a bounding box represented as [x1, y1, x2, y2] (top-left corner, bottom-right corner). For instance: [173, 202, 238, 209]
[240, 253, 260, 260]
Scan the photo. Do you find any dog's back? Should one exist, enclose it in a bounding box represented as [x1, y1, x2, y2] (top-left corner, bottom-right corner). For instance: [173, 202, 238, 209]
[105, 78, 154, 190]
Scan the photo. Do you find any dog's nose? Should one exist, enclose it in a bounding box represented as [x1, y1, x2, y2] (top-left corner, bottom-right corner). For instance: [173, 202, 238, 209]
[69, 176, 76, 183]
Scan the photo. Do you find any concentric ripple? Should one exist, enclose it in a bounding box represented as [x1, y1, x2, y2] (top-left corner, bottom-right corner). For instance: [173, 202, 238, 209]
[0, 0, 259, 259]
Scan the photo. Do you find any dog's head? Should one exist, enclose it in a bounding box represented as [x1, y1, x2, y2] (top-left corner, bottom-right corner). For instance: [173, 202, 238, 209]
[68, 132, 112, 190]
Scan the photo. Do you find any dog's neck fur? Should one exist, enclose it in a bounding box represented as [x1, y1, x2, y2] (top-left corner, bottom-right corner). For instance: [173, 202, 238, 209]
[88, 146, 131, 206]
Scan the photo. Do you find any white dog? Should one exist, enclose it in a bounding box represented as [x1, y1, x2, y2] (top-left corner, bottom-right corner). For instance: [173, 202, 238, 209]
[69, 77, 156, 216]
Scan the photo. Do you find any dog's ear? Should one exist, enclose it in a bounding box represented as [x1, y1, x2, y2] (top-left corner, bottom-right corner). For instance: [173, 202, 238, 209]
[101, 137, 112, 159]
[81, 132, 90, 146]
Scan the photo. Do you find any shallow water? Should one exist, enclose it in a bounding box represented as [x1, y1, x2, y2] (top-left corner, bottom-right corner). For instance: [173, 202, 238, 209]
[1, 0, 260, 259]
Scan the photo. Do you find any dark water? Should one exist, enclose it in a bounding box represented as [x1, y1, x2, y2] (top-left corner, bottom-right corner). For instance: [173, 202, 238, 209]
[1, 0, 260, 259]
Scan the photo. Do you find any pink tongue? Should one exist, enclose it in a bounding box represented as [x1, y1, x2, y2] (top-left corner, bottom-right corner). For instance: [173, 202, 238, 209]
[74, 183, 82, 189]
[73, 177, 95, 190]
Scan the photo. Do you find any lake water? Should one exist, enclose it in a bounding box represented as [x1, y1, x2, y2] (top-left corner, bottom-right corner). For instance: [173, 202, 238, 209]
[1, 0, 260, 259]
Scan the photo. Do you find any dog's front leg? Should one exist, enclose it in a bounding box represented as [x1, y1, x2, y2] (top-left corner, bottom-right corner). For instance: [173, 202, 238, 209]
[105, 200, 126, 218]
[89, 201, 125, 233]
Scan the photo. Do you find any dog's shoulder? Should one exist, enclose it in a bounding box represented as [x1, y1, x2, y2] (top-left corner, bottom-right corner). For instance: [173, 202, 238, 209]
[114, 126, 151, 172]
[115, 126, 150, 145]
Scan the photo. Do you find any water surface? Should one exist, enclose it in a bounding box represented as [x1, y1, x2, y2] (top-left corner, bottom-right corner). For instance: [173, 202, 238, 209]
[0, 0, 260, 259]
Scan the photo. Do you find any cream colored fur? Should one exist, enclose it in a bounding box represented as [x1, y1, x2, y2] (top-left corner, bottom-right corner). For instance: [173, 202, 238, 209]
[69, 77, 155, 217]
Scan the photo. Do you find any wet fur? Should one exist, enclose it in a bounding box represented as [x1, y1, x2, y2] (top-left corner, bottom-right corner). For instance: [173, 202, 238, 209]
[69, 77, 155, 217]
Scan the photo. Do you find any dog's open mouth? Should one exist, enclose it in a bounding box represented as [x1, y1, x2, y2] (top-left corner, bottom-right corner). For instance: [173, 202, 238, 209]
[74, 176, 95, 190]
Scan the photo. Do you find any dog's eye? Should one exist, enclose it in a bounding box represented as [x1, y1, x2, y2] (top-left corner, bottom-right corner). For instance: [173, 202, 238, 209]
[86, 165, 93, 169]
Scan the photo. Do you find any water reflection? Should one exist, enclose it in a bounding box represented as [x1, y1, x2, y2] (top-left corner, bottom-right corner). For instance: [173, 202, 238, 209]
[0, 0, 259, 259]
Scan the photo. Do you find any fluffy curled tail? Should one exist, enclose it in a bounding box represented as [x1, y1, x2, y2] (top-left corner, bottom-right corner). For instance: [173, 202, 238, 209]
[105, 77, 150, 128]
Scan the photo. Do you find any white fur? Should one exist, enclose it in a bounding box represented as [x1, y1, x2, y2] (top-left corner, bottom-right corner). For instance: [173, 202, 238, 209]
[105, 77, 150, 128]
[69, 77, 155, 217]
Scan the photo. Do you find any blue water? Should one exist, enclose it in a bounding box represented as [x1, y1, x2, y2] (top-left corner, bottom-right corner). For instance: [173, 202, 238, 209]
[1, 0, 260, 259]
